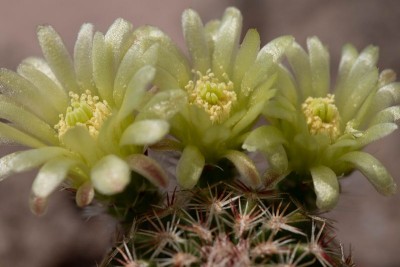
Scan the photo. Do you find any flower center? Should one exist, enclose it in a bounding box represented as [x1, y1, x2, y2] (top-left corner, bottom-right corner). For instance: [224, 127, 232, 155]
[55, 90, 111, 139]
[185, 70, 237, 123]
[301, 94, 341, 141]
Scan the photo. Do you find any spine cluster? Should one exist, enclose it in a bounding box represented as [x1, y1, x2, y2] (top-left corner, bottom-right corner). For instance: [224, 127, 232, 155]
[102, 180, 354, 267]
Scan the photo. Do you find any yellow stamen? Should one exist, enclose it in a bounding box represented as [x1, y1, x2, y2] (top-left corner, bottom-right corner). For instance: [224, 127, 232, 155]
[302, 94, 341, 141]
[55, 90, 111, 139]
[185, 70, 236, 123]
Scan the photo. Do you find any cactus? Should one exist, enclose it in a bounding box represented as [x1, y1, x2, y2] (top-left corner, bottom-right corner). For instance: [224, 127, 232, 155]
[99, 166, 354, 267]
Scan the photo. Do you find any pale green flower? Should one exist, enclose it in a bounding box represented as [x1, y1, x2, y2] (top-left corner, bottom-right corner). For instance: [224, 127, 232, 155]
[130, 7, 293, 189]
[244, 37, 398, 210]
[0, 19, 185, 214]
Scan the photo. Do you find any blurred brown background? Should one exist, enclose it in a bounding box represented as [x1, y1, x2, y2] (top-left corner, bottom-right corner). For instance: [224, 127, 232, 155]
[1, 0, 400, 266]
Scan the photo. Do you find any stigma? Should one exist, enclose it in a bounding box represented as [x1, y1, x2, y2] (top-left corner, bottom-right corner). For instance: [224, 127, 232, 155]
[185, 70, 237, 123]
[55, 90, 111, 139]
[302, 94, 341, 141]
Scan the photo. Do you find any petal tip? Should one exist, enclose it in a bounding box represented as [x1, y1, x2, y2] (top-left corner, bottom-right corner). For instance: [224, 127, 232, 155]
[29, 194, 48, 216]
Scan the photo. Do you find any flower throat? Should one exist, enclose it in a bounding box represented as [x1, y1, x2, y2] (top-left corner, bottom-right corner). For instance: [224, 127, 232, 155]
[302, 94, 341, 141]
[55, 90, 111, 139]
[185, 70, 237, 123]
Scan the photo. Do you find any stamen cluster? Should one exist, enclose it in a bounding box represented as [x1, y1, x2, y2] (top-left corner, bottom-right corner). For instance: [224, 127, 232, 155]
[185, 70, 236, 123]
[302, 94, 341, 141]
[55, 90, 111, 139]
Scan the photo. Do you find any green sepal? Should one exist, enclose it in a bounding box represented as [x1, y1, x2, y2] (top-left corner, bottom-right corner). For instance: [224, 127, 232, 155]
[32, 157, 78, 199]
[120, 119, 170, 146]
[310, 165, 339, 211]
[177, 145, 205, 189]
[76, 181, 95, 207]
[339, 151, 397, 196]
[91, 155, 131, 195]
[127, 154, 169, 188]
[243, 125, 288, 173]
[0, 147, 70, 181]
[223, 150, 261, 188]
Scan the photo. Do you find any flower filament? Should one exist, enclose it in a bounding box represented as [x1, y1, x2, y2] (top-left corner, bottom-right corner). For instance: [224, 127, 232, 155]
[302, 94, 341, 141]
[185, 70, 237, 123]
[55, 90, 111, 139]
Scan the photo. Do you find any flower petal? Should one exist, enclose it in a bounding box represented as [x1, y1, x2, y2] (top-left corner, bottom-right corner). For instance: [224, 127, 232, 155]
[357, 123, 398, 147]
[131, 26, 189, 73]
[242, 126, 288, 173]
[212, 7, 242, 77]
[120, 119, 169, 146]
[258, 35, 294, 63]
[308, 37, 330, 97]
[232, 79, 276, 136]
[232, 29, 260, 88]
[153, 65, 181, 90]
[369, 83, 400, 116]
[0, 147, 69, 181]
[96, 114, 121, 155]
[243, 126, 287, 152]
[92, 32, 114, 105]
[204, 20, 220, 55]
[0, 69, 60, 123]
[197, 125, 230, 154]
[182, 9, 210, 73]
[74, 23, 96, 95]
[240, 53, 276, 97]
[370, 106, 400, 125]
[91, 155, 131, 195]
[285, 42, 312, 100]
[324, 138, 357, 160]
[310, 165, 339, 210]
[134, 26, 190, 89]
[337, 46, 379, 122]
[251, 77, 277, 105]
[17, 61, 68, 115]
[0, 95, 58, 144]
[37, 25, 79, 93]
[105, 18, 134, 68]
[61, 126, 100, 166]
[336, 44, 358, 86]
[32, 157, 78, 199]
[127, 154, 169, 188]
[155, 45, 191, 89]
[276, 67, 299, 105]
[350, 45, 379, 74]
[20, 57, 61, 86]
[352, 88, 377, 128]
[223, 150, 261, 188]
[0, 122, 46, 148]
[113, 42, 158, 106]
[117, 65, 156, 122]
[263, 95, 297, 123]
[136, 89, 187, 121]
[176, 145, 205, 189]
[340, 151, 397, 196]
